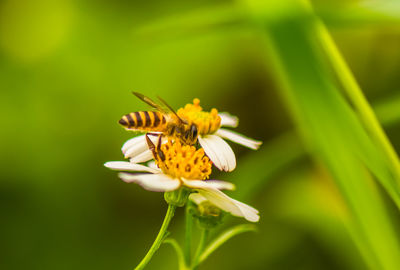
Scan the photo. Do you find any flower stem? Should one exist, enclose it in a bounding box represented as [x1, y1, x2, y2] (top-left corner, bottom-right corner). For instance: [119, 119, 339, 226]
[135, 204, 176, 270]
[184, 202, 193, 266]
[192, 228, 209, 269]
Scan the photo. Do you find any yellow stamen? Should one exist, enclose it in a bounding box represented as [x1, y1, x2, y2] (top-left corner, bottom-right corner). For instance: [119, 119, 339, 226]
[156, 140, 212, 180]
[177, 98, 221, 135]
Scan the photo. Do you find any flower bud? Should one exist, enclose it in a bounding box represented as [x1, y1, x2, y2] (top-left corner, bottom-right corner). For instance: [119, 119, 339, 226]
[190, 200, 224, 229]
[164, 187, 191, 207]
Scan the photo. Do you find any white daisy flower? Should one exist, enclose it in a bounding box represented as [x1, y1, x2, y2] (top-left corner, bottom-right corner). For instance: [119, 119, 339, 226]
[121, 99, 262, 172]
[105, 140, 259, 222]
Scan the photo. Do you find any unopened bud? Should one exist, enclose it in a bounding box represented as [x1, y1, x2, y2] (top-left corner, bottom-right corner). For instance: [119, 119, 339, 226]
[191, 201, 224, 229]
[164, 188, 191, 207]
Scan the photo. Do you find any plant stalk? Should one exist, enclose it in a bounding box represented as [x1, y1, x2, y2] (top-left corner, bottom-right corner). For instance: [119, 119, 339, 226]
[192, 228, 209, 269]
[184, 202, 193, 266]
[135, 204, 176, 270]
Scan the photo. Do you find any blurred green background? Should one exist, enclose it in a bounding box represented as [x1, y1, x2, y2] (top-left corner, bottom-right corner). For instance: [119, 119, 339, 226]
[1, 0, 400, 269]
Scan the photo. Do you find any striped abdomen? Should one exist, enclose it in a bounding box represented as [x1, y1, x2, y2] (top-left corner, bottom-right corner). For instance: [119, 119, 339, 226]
[119, 111, 167, 132]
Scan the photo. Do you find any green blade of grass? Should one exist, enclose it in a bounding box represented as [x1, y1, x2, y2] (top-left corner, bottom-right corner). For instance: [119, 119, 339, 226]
[313, 11, 400, 189]
[132, 1, 400, 45]
[230, 94, 400, 203]
[273, 167, 368, 270]
[317, 1, 400, 28]
[132, 4, 249, 43]
[240, 0, 400, 269]
[375, 94, 400, 127]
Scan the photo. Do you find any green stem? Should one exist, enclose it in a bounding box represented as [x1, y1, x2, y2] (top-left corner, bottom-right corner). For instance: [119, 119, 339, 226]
[164, 239, 188, 270]
[313, 11, 400, 185]
[192, 228, 209, 269]
[184, 202, 193, 266]
[135, 204, 176, 270]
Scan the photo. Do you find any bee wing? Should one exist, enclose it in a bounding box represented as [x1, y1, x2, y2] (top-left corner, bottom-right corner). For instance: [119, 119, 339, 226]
[132, 92, 167, 114]
[157, 96, 186, 124]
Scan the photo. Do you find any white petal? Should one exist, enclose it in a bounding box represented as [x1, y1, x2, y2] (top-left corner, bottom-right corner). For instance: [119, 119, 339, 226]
[104, 161, 161, 173]
[189, 193, 207, 205]
[204, 180, 235, 190]
[219, 112, 239, 128]
[147, 160, 158, 170]
[182, 180, 241, 215]
[182, 179, 259, 222]
[198, 136, 223, 171]
[183, 178, 235, 191]
[118, 172, 181, 192]
[123, 133, 165, 158]
[182, 179, 211, 189]
[198, 135, 236, 172]
[129, 149, 154, 163]
[230, 198, 260, 222]
[216, 128, 262, 150]
[199, 189, 259, 222]
[195, 190, 242, 216]
[124, 138, 148, 158]
[121, 135, 146, 153]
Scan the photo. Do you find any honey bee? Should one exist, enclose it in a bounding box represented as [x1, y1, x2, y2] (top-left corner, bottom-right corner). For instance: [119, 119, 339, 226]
[119, 92, 198, 145]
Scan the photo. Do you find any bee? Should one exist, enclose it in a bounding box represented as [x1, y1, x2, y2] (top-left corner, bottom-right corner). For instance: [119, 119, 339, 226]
[119, 92, 198, 145]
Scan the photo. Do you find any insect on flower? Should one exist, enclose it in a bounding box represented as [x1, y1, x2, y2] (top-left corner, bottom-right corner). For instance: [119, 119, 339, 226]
[119, 92, 199, 145]
[104, 139, 259, 222]
[121, 93, 263, 172]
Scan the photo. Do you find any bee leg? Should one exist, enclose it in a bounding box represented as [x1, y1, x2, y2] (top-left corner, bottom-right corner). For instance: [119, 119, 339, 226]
[145, 133, 157, 158]
[155, 134, 166, 162]
[147, 132, 165, 148]
[147, 132, 161, 137]
[157, 134, 163, 148]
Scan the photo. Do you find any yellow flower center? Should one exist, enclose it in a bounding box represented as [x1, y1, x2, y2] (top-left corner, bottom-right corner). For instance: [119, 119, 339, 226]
[156, 140, 212, 180]
[177, 98, 221, 135]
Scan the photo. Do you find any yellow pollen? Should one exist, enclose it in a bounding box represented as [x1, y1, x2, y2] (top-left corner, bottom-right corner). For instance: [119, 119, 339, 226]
[156, 140, 212, 180]
[177, 98, 221, 135]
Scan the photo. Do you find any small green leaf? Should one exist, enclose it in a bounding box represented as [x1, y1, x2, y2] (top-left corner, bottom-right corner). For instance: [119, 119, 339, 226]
[197, 224, 257, 265]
